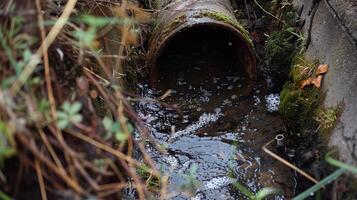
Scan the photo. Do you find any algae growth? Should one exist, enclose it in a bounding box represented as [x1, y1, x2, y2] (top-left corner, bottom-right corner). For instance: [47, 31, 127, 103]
[196, 11, 253, 46]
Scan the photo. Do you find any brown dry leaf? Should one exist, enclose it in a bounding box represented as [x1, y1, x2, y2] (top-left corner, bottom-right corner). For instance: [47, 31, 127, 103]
[114, 6, 127, 18]
[128, 5, 151, 23]
[125, 30, 138, 45]
[300, 78, 312, 89]
[317, 64, 328, 75]
[134, 9, 151, 23]
[311, 75, 323, 88]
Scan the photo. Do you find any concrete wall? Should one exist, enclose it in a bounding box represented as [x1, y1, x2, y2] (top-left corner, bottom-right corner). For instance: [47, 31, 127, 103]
[293, 0, 357, 165]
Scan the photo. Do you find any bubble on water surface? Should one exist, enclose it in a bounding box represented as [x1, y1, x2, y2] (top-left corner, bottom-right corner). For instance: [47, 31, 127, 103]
[265, 93, 280, 112]
[163, 155, 179, 170]
[254, 96, 261, 106]
[202, 176, 232, 190]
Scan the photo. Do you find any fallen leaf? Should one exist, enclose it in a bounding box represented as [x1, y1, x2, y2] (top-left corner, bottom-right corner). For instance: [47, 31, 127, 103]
[300, 78, 312, 89]
[317, 64, 328, 75]
[311, 75, 323, 88]
[114, 6, 127, 18]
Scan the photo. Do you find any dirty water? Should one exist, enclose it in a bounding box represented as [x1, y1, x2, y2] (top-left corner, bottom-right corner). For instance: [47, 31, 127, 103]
[128, 36, 298, 199]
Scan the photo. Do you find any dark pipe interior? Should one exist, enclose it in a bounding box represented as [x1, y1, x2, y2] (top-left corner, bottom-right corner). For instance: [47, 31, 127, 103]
[156, 25, 247, 74]
[157, 25, 246, 71]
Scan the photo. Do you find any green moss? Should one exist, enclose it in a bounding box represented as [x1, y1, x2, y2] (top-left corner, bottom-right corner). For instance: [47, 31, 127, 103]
[280, 82, 321, 136]
[195, 11, 253, 47]
[264, 30, 302, 79]
[279, 56, 323, 137]
[136, 165, 160, 189]
[315, 106, 342, 141]
[290, 54, 319, 83]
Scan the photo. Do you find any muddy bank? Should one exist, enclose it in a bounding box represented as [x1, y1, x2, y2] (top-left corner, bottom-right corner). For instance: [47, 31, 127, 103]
[293, 0, 357, 166]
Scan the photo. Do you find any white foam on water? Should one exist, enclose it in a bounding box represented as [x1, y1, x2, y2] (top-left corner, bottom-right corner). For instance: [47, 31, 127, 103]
[254, 95, 261, 106]
[202, 176, 232, 190]
[162, 155, 179, 170]
[190, 177, 233, 200]
[190, 193, 204, 200]
[168, 111, 222, 142]
[265, 93, 280, 112]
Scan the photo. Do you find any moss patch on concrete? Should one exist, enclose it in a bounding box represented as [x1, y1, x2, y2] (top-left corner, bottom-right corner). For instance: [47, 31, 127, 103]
[279, 56, 322, 137]
[314, 105, 342, 143]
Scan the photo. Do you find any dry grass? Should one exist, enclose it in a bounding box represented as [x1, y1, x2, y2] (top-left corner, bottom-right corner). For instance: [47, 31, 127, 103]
[0, 0, 167, 199]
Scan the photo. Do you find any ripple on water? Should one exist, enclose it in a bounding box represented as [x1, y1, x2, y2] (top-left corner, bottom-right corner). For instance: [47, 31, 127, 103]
[134, 65, 296, 199]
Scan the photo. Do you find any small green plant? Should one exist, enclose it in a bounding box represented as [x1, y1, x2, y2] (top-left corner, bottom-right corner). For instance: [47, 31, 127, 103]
[56, 101, 83, 129]
[180, 164, 201, 197]
[315, 107, 339, 131]
[0, 15, 37, 89]
[102, 116, 134, 142]
[74, 15, 119, 49]
[0, 190, 12, 200]
[136, 164, 160, 189]
[233, 182, 280, 200]
[0, 121, 16, 168]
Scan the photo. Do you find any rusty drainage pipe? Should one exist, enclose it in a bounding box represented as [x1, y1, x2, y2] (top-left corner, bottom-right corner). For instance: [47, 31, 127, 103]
[147, 0, 257, 82]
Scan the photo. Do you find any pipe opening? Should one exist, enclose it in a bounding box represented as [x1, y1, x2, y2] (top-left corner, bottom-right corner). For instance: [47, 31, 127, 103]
[153, 24, 253, 93]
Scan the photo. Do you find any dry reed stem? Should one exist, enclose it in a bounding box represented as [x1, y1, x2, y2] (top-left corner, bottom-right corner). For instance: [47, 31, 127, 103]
[262, 139, 319, 184]
[35, 159, 48, 200]
[16, 134, 84, 194]
[253, 0, 285, 24]
[10, 0, 78, 95]
[73, 158, 99, 191]
[160, 175, 169, 200]
[114, 0, 128, 83]
[83, 66, 110, 85]
[97, 183, 127, 198]
[37, 127, 66, 175]
[35, 0, 57, 126]
[65, 129, 160, 177]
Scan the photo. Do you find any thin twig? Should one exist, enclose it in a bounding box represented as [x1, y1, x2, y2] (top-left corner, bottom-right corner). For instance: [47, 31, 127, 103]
[160, 176, 169, 200]
[37, 127, 66, 175]
[35, 0, 59, 132]
[16, 134, 84, 194]
[253, 0, 285, 24]
[35, 159, 48, 200]
[262, 139, 319, 184]
[65, 129, 160, 177]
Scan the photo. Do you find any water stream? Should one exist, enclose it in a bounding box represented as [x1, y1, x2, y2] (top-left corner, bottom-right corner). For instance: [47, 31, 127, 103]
[129, 61, 298, 199]
[128, 28, 298, 199]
